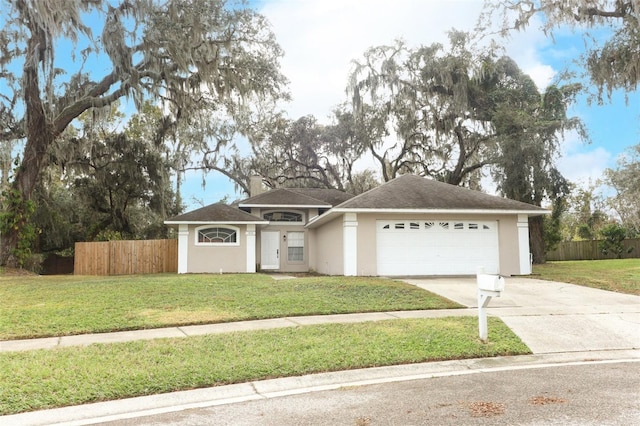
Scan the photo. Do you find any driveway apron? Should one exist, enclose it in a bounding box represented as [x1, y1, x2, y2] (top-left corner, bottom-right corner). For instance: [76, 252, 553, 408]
[404, 277, 640, 354]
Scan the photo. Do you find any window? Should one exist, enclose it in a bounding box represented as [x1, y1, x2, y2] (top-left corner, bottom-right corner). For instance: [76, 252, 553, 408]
[196, 226, 238, 245]
[287, 232, 304, 262]
[264, 211, 303, 222]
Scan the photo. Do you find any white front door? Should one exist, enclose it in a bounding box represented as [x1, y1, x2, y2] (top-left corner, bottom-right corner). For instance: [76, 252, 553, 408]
[261, 231, 280, 270]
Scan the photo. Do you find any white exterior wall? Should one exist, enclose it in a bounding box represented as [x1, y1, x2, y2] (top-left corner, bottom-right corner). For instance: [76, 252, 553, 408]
[343, 213, 358, 276]
[517, 214, 532, 275]
[177, 224, 189, 274]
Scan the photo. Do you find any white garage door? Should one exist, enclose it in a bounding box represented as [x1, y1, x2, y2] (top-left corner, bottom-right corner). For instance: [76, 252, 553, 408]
[376, 220, 499, 276]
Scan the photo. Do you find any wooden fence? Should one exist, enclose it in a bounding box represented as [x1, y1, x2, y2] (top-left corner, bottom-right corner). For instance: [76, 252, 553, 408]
[74, 239, 178, 275]
[546, 238, 640, 261]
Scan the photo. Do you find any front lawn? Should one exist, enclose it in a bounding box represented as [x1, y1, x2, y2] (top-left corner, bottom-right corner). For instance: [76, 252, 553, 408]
[533, 259, 640, 295]
[0, 317, 529, 415]
[0, 274, 462, 340]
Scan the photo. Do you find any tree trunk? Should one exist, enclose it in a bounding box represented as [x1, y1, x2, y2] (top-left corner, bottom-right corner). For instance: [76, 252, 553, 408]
[0, 24, 53, 267]
[0, 230, 20, 268]
[529, 215, 546, 264]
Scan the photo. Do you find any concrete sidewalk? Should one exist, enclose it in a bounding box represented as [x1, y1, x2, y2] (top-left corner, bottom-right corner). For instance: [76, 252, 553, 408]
[0, 308, 474, 353]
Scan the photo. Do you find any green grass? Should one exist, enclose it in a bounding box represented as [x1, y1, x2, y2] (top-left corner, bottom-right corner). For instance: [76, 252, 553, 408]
[533, 259, 640, 295]
[0, 317, 529, 415]
[0, 274, 461, 340]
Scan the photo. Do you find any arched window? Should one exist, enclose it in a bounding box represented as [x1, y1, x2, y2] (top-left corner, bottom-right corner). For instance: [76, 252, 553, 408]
[263, 211, 304, 223]
[196, 226, 238, 245]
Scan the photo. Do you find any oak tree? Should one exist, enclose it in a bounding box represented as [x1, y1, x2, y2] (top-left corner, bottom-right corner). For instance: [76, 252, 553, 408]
[0, 0, 287, 266]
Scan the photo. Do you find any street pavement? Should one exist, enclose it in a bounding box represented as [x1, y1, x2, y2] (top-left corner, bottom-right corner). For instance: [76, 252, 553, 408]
[2, 277, 639, 425]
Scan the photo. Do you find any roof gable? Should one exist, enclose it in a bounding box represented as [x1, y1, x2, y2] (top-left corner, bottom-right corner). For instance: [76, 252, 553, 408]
[336, 175, 547, 211]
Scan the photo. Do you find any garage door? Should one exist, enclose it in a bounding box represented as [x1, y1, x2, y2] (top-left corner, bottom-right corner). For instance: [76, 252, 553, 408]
[376, 220, 499, 276]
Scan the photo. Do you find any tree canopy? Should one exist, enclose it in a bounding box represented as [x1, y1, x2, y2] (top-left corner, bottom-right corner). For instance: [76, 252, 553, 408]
[606, 143, 640, 235]
[348, 33, 499, 186]
[482, 0, 640, 99]
[0, 0, 287, 266]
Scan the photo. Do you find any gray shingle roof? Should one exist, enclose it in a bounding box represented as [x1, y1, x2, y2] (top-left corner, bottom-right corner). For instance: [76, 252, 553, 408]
[287, 188, 354, 206]
[336, 175, 547, 211]
[165, 203, 265, 224]
[239, 188, 353, 207]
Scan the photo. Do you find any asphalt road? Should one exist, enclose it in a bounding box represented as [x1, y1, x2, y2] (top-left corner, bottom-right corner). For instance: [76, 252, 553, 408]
[104, 360, 640, 426]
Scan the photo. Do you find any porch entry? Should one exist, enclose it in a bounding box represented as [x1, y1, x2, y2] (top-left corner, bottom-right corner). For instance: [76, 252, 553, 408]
[261, 230, 280, 270]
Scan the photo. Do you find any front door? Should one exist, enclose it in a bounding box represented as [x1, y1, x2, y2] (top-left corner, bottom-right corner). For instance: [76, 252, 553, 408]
[261, 231, 280, 270]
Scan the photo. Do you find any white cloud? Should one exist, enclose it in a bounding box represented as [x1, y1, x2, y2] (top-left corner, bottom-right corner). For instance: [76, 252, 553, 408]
[261, 0, 487, 121]
[557, 131, 613, 185]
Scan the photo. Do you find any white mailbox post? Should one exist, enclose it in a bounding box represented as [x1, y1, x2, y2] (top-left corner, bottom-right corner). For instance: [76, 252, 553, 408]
[477, 268, 505, 342]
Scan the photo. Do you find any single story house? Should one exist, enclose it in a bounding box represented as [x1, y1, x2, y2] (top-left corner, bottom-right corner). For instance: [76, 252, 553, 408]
[164, 175, 548, 276]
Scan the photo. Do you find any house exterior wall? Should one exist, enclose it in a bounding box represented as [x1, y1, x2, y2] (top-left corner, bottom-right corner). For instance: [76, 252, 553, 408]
[313, 215, 344, 275]
[350, 213, 526, 276]
[177, 210, 529, 276]
[186, 224, 248, 273]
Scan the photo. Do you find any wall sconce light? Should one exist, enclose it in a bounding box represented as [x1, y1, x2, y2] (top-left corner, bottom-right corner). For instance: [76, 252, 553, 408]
[283, 235, 287, 241]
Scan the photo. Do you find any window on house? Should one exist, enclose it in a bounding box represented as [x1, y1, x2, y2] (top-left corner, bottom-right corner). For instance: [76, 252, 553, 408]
[197, 227, 237, 244]
[287, 232, 304, 262]
[264, 211, 303, 222]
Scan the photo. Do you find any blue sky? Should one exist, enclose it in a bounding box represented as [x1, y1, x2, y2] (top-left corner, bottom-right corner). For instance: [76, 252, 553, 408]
[180, 0, 639, 208]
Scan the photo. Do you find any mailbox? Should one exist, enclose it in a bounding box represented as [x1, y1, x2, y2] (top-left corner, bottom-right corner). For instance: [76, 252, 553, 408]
[477, 273, 505, 292]
[476, 271, 505, 342]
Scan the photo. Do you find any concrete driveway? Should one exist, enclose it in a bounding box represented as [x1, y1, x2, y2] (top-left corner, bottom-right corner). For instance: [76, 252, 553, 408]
[403, 277, 640, 354]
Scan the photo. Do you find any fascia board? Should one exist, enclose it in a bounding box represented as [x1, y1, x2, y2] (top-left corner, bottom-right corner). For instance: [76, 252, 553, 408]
[238, 204, 330, 209]
[306, 207, 549, 229]
[164, 220, 269, 226]
[331, 208, 551, 215]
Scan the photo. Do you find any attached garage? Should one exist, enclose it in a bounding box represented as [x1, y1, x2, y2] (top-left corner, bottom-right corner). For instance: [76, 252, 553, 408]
[376, 219, 500, 276]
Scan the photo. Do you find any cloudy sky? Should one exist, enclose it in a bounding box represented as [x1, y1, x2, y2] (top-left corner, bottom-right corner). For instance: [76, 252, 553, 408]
[182, 0, 639, 206]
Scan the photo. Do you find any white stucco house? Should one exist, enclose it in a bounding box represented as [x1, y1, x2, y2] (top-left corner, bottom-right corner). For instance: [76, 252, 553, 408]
[164, 175, 548, 276]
